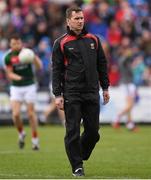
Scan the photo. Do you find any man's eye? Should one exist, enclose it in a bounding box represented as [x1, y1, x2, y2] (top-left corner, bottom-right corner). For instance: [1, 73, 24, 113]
[75, 17, 83, 20]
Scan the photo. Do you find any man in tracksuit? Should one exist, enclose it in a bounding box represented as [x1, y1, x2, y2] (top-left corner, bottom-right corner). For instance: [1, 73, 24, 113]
[52, 7, 110, 177]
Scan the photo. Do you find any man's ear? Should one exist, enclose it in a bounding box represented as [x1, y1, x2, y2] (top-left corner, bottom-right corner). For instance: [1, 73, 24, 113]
[66, 18, 70, 26]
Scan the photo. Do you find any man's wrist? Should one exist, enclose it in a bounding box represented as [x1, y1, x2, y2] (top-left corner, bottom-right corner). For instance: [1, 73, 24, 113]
[21, 76, 32, 81]
[103, 89, 108, 91]
[55, 95, 63, 98]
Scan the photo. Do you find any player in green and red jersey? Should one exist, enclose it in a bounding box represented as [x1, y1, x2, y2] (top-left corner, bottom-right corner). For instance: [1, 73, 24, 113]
[4, 34, 42, 150]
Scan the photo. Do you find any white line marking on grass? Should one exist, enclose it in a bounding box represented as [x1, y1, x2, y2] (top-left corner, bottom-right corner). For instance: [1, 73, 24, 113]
[0, 150, 18, 154]
[0, 174, 143, 180]
[0, 150, 34, 154]
[0, 173, 60, 179]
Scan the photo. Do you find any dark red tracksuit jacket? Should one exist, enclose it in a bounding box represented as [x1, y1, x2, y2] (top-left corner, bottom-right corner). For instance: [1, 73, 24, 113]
[52, 27, 109, 96]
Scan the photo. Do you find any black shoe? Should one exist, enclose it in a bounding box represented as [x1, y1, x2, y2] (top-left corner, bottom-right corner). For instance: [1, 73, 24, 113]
[32, 144, 40, 151]
[19, 140, 25, 149]
[72, 168, 85, 177]
[18, 134, 26, 149]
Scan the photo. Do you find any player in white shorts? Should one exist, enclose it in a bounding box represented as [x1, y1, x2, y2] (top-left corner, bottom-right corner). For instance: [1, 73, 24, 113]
[3, 34, 42, 150]
[112, 83, 139, 131]
[112, 52, 139, 131]
[10, 84, 37, 103]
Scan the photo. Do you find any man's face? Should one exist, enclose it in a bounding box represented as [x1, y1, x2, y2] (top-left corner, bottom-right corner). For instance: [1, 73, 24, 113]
[10, 39, 22, 51]
[67, 11, 84, 32]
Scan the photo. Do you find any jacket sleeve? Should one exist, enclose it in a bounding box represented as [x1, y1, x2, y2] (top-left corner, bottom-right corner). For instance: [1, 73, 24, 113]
[96, 37, 110, 90]
[52, 39, 65, 97]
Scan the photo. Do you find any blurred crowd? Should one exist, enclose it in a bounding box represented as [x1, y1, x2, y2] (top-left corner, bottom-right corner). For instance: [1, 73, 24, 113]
[0, 0, 151, 92]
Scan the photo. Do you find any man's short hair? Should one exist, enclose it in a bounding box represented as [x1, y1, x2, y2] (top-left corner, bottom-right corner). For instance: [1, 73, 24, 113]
[66, 6, 82, 19]
[9, 33, 21, 41]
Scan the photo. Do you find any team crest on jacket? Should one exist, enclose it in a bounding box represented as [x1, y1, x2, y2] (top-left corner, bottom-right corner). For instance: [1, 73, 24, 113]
[90, 43, 95, 49]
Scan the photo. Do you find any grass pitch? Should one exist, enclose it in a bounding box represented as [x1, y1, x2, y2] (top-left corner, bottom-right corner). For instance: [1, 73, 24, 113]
[0, 125, 151, 179]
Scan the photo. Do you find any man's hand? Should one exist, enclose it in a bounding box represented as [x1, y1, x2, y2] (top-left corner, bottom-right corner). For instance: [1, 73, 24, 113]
[102, 90, 110, 105]
[55, 96, 64, 110]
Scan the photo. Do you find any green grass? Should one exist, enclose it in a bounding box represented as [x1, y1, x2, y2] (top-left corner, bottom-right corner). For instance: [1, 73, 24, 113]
[0, 125, 151, 179]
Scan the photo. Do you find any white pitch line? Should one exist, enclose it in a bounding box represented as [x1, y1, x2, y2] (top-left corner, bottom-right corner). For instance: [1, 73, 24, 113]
[0, 150, 34, 154]
[0, 173, 60, 179]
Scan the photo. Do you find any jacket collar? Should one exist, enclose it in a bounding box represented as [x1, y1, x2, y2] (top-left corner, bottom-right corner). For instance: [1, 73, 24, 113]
[67, 26, 88, 37]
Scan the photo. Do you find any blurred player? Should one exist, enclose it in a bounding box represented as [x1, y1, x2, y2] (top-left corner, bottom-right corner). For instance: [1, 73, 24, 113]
[112, 83, 139, 131]
[40, 98, 65, 126]
[3, 34, 42, 150]
[112, 45, 139, 131]
[39, 84, 65, 126]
